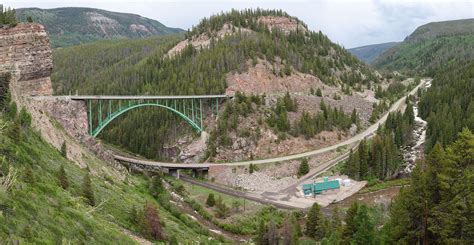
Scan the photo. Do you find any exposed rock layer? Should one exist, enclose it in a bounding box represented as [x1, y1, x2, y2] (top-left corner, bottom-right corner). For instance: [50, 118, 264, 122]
[1, 23, 118, 169]
[0, 24, 53, 94]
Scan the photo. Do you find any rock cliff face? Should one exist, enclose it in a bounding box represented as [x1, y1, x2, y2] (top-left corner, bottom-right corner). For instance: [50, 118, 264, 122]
[0, 23, 117, 169]
[0, 23, 53, 96]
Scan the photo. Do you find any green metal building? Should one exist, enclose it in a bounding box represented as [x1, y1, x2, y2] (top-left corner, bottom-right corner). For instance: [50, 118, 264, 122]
[303, 178, 340, 196]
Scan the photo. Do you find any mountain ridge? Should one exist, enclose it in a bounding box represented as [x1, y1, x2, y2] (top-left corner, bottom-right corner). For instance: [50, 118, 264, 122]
[404, 18, 474, 43]
[16, 7, 184, 47]
[51, 9, 397, 163]
[373, 18, 474, 74]
[348, 42, 399, 64]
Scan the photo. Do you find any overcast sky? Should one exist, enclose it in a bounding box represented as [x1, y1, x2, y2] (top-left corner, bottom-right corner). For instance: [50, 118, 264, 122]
[4, 0, 474, 48]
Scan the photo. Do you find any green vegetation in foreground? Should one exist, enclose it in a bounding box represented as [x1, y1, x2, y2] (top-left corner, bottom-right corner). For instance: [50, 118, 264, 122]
[168, 177, 287, 235]
[15, 7, 183, 48]
[0, 97, 216, 243]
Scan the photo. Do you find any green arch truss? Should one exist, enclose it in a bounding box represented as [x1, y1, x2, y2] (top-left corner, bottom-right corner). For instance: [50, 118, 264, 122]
[81, 96, 228, 138]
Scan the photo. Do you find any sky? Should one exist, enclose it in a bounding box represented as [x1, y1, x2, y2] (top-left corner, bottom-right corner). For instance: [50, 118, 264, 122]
[4, 0, 474, 48]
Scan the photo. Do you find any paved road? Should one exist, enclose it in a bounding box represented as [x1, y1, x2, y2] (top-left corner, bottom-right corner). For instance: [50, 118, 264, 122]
[114, 78, 428, 167]
[115, 79, 428, 210]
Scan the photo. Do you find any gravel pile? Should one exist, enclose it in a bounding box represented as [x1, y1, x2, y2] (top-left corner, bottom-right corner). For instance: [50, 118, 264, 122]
[234, 172, 297, 192]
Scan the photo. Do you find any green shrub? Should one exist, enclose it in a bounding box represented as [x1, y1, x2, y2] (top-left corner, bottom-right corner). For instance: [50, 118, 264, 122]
[57, 164, 69, 190]
[19, 107, 31, 128]
[316, 88, 323, 97]
[206, 193, 216, 207]
[82, 172, 95, 206]
[298, 158, 309, 177]
[60, 141, 67, 158]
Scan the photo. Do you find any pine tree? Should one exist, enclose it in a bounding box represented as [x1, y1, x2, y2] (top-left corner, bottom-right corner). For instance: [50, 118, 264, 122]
[61, 141, 67, 158]
[358, 140, 369, 179]
[206, 193, 216, 207]
[82, 172, 95, 206]
[351, 108, 358, 124]
[58, 164, 69, 190]
[306, 203, 325, 239]
[353, 205, 375, 245]
[149, 175, 164, 198]
[19, 107, 31, 128]
[291, 212, 302, 240]
[298, 158, 310, 177]
[331, 206, 342, 232]
[316, 88, 322, 97]
[9, 117, 21, 140]
[342, 202, 359, 242]
[215, 197, 230, 218]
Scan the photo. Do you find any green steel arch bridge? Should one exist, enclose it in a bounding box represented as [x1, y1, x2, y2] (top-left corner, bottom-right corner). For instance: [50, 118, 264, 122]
[39, 95, 231, 137]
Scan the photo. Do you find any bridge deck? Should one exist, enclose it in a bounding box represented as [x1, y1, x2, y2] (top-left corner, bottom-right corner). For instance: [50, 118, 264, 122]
[33, 95, 231, 100]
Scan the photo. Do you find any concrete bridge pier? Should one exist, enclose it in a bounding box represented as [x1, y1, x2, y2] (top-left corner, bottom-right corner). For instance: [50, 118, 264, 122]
[169, 169, 180, 179]
[191, 169, 209, 179]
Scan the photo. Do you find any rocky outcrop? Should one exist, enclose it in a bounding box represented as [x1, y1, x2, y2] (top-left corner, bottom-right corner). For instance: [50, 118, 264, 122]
[0, 23, 53, 96]
[226, 58, 328, 95]
[257, 16, 307, 34]
[0, 23, 118, 169]
[167, 23, 252, 57]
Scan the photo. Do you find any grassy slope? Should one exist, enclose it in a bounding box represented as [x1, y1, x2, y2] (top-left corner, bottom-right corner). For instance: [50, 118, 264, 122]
[16, 7, 183, 48]
[169, 178, 287, 236]
[0, 115, 215, 243]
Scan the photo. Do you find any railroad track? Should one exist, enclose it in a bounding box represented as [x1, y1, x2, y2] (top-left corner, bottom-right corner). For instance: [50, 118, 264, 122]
[180, 175, 299, 210]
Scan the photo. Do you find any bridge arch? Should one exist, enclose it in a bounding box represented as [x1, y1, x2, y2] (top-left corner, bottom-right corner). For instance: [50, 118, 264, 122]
[91, 102, 202, 137]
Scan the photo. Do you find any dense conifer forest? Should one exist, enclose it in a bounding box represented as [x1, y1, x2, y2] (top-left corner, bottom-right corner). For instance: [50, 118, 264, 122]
[419, 61, 474, 151]
[344, 101, 415, 181]
[374, 19, 474, 75]
[52, 9, 378, 160]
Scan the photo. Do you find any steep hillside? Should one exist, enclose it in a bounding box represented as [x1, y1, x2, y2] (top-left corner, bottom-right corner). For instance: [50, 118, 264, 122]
[52, 9, 403, 162]
[373, 19, 474, 75]
[0, 22, 224, 243]
[349, 42, 399, 64]
[418, 60, 474, 151]
[16, 7, 183, 47]
[0, 110, 220, 243]
[374, 18, 474, 157]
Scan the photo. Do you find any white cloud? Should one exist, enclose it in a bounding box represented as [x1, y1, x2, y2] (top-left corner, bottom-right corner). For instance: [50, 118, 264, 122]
[4, 0, 474, 47]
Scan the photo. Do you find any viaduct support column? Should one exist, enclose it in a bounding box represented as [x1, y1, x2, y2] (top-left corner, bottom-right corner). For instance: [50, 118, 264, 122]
[169, 169, 180, 179]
